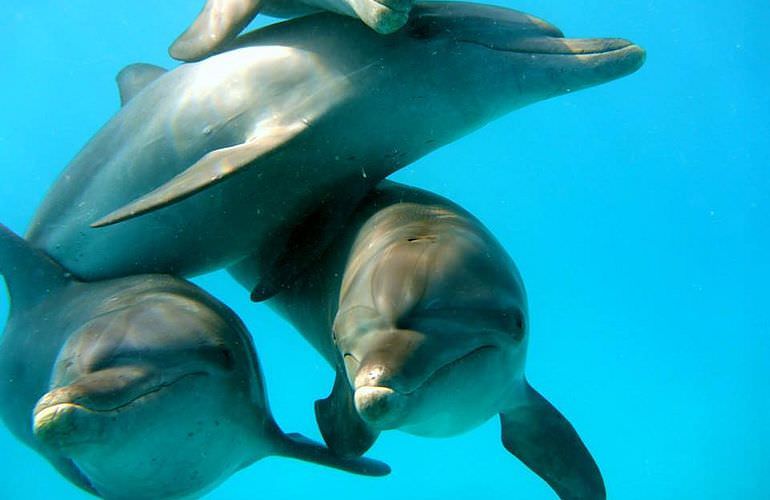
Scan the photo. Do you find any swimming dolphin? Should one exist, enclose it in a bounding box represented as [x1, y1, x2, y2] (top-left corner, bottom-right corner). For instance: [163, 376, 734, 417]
[230, 180, 604, 499]
[27, 3, 644, 299]
[170, 0, 415, 61]
[0, 224, 388, 499]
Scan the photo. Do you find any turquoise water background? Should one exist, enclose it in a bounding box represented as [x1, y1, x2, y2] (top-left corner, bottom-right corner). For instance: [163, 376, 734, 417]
[1, 1, 767, 498]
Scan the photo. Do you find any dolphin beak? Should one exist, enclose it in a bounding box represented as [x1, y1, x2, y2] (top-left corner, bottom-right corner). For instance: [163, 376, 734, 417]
[347, 343, 502, 429]
[503, 36, 645, 97]
[467, 35, 645, 80]
[354, 386, 408, 429]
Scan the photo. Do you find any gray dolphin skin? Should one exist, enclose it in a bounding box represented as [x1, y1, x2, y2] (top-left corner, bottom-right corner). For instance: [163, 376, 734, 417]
[229, 180, 605, 499]
[171, 0, 416, 61]
[0, 224, 388, 499]
[27, 2, 644, 300]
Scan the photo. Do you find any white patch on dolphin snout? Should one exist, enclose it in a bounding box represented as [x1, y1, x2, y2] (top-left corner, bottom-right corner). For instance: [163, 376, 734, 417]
[354, 386, 406, 428]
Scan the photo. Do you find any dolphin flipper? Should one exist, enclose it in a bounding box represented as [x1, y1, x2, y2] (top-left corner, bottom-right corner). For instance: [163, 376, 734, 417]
[315, 372, 379, 458]
[91, 123, 308, 228]
[500, 383, 605, 500]
[277, 432, 389, 476]
[116, 64, 168, 106]
[170, 0, 263, 62]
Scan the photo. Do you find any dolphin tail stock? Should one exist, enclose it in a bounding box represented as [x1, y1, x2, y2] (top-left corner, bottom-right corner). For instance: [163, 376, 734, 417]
[274, 430, 390, 477]
[0, 223, 71, 317]
[500, 382, 606, 500]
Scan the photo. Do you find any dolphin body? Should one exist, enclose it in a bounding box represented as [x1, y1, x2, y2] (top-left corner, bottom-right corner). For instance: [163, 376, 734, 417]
[171, 0, 417, 61]
[230, 180, 605, 499]
[27, 3, 644, 299]
[0, 225, 388, 499]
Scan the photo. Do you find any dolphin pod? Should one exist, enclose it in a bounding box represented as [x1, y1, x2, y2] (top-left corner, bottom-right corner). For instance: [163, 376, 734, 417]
[1, 3, 645, 499]
[0, 224, 389, 498]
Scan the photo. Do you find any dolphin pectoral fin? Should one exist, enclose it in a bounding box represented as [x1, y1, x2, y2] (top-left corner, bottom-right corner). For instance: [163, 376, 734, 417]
[500, 383, 605, 500]
[315, 372, 379, 458]
[116, 63, 168, 106]
[170, 0, 263, 61]
[277, 432, 390, 476]
[47, 455, 99, 496]
[91, 124, 307, 228]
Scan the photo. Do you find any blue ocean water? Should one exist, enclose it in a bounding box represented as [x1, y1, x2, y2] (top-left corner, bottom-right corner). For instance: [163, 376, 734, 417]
[0, 0, 767, 498]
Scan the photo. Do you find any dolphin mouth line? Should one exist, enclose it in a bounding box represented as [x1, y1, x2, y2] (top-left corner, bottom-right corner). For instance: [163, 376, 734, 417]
[413, 344, 497, 394]
[458, 38, 637, 56]
[35, 372, 208, 416]
[359, 344, 498, 397]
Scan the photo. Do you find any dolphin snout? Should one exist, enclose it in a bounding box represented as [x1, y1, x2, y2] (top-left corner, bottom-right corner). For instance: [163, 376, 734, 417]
[33, 393, 107, 453]
[354, 386, 407, 428]
[347, 351, 411, 428]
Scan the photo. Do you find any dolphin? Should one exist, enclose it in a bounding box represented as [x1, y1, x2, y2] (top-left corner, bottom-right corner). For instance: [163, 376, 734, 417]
[170, 0, 416, 61]
[27, 3, 644, 300]
[229, 180, 605, 499]
[0, 224, 388, 499]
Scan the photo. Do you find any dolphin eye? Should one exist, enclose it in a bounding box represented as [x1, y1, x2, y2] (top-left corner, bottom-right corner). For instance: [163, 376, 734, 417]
[507, 309, 526, 341]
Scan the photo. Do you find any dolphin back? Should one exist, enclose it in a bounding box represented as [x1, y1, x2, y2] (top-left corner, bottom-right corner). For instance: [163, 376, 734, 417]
[0, 224, 70, 320]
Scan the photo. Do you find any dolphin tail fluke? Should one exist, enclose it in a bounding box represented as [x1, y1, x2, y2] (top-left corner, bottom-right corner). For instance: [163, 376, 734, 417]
[0, 223, 70, 316]
[276, 431, 390, 477]
[315, 372, 379, 458]
[500, 382, 605, 500]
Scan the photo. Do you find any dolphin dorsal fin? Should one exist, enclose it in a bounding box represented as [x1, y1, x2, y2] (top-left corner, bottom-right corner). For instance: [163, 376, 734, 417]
[0, 224, 70, 316]
[116, 63, 168, 106]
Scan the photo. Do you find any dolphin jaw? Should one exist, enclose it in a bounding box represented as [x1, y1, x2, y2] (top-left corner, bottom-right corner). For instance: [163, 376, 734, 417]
[350, 344, 501, 428]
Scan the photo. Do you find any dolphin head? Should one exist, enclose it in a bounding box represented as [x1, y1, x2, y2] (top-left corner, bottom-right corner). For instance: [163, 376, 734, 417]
[333, 203, 528, 436]
[249, 1, 645, 165]
[32, 289, 263, 499]
[385, 2, 645, 126]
